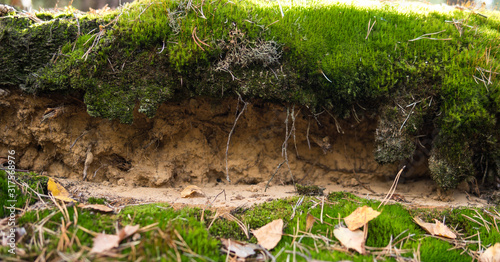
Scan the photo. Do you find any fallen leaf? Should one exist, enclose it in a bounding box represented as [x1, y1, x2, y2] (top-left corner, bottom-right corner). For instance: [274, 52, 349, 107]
[90, 224, 140, 254]
[344, 206, 381, 231]
[306, 214, 315, 232]
[433, 219, 457, 239]
[78, 204, 113, 213]
[91, 234, 121, 253]
[180, 185, 205, 198]
[220, 238, 256, 258]
[333, 225, 365, 254]
[413, 217, 456, 239]
[47, 178, 76, 202]
[252, 219, 283, 250]
[480, 243, 500, 262]
[118, 225, 140, 241]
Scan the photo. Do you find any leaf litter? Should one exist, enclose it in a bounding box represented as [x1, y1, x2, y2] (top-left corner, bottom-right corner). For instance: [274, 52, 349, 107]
[252, 219, 284, 250]
[47, 177, 77, 202]
[413, 217, 457, 239]
[91, 224, 140, 254]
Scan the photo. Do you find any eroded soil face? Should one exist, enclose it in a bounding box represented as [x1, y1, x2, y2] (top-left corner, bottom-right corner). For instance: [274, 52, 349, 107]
[2, 89, 492, 208]
[1, 89, 398, 188]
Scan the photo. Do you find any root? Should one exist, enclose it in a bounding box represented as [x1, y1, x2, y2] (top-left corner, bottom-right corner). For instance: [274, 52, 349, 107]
[225, 94, 248, 182]
[70, 130, 88, 150]
[280, 105, 301, 187]
[265, 160, 285, 192]
[324, 107, 344, 134]
[306, 119, 311, 150]
[82, 145, 93, 181]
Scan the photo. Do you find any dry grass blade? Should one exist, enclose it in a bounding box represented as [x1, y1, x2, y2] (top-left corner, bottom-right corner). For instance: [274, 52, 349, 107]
[82, 26, 106, 60]
[378, 166, 405, 208]
[191, 27, 205, 51]
[408, 30, 452, 42]
[462, 214, 487, 230]
[173, 229, 216, 262]
[365, 18, 376, 40]
[483, 209, 500, 233]
[473, 210, 492, 233]
[291, 196, 305, 220]
[225, 213, 250, 239]
[77, 225, 99, 237]
[207, 210, 220, 230]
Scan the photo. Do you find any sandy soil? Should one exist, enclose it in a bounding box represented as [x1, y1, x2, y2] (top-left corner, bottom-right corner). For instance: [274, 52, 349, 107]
[1, 89, 491, 211]
[59, 176, 488, 211]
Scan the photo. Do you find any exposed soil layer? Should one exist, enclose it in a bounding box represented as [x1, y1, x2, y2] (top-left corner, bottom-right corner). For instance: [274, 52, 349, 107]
[1, 89, 400, 188]
[59, 179, 488, 211]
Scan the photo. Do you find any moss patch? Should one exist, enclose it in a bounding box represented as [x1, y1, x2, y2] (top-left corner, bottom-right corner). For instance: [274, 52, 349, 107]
[2, 190, 498, 261]
[1, 0, 500, 187]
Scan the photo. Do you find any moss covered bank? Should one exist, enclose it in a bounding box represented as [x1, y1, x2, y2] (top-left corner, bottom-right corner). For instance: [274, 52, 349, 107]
[0, 0, 499, 189]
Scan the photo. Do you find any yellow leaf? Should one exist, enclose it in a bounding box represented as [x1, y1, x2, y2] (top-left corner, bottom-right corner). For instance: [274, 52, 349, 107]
[47, 178, 76, 203]
[344, 206, 381, 231]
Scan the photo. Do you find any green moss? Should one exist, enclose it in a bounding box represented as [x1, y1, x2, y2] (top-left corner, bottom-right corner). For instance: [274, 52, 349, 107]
[1, 0, 500, 188]
[87, 197, 106, 204]
[3, 191, 500, 261]
[0, 170, 47, 218]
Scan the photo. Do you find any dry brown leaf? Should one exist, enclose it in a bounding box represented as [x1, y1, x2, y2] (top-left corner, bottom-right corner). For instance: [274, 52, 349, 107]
[90, 224, 140, 254]
[480, 243, 500, 262]
[413, 217, 457, 239]
[306, 214, 315, 232]
[78, 204, 113, 213]
[333, 225, 365, 254]
[433, 219, 457, 239]
[118, 225, 140, 241]
[47, 178, 76, 202]
[252, 219, 283, 250]
[90, 234, 120, 253]
[220, 238, 257, 258]
[344, 206, 381, 231]
[180, 185, 205, 198]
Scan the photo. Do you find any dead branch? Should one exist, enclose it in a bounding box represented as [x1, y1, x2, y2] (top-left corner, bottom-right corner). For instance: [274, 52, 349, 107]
[209, 189, 226, 206]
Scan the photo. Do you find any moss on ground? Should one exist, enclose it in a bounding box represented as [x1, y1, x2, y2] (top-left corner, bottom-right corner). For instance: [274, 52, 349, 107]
[1, 0, 499, 187]
[1, 181, 499, 261]
[0, 170, 47, 217]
